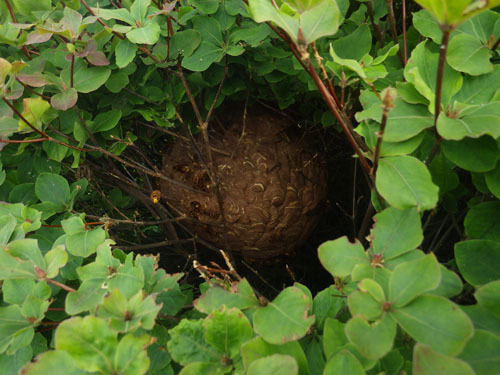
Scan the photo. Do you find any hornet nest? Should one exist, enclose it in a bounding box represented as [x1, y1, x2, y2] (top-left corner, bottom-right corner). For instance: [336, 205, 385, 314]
[160, 107, 327, 261]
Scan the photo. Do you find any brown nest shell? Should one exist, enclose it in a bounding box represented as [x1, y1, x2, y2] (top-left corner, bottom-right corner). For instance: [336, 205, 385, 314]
[160, 108, 327, 261]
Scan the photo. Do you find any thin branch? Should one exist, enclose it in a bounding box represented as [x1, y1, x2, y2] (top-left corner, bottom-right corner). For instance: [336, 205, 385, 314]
[303, 58, 372, 176]
[312, 42, 340, 107]
[1, 137, 47, 143]
[4, 0, 32, 60]
[366, 0, 384, 48]
[385, 0, 405, 64]
[492, 36, 500, 51]
[205, 55, 228, 125]
[70, 54, 75, 88]
[402, 0, 408, 65]
[115, 239, 194, 251]
[84, 214, 189, 225]
[371, 88, 395, 178]
[46, 278, 76, 293]
[15, 78, 51, 99]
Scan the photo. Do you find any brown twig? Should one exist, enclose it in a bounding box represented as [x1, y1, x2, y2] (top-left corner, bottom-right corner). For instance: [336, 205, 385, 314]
[371, 88, 395, 178]
[4, 0, 32, 60]
[312, 42, 340, 107]
[402, 0, 408, 65]
[115, 239, 193, 251]
[303, 58, 372, 176]
[15, 78, 51, 100]
[366, 0, 384, 48]
[385, 0, 405, 64]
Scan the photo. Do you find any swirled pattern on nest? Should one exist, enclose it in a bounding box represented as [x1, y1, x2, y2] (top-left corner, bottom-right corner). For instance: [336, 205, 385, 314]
[160, 108, 327, 261]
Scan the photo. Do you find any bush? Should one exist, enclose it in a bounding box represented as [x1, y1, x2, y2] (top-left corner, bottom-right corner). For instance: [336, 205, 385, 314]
[1, 0, 500, 374]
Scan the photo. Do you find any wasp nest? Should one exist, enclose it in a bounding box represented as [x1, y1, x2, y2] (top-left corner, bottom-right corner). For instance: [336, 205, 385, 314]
[160, 108, 327, 261]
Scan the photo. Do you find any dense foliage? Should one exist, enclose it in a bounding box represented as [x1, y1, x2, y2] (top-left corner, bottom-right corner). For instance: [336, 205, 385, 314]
[0, 0, 500, 374]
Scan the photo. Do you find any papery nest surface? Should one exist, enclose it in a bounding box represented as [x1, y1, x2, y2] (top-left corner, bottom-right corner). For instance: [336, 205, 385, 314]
[160, 106, 327, 261]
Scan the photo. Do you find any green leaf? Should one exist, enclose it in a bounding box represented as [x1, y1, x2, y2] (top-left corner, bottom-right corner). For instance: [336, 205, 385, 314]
[127, 22, 161, 45]
[20, 350, 87, 375]
[404, 42, 462, 113]
[485, 162, 500, 199]
[413, 0, 500, 27]
[50, 88, 78, 111]
[0, 214, 16, 245]
[105, 72, 129, 93]
[115, 39, 137, 68]
[203, 306, 253, 358]
[61, 216, 85, 236]
[0, 345, 32, 375]
[190, 0, 220, 14]
[389, 254, 441, 307]
[413, 9, 442, 44]
[2, 279, 35, 305]
[12, 0, 51, 17]
[332, 24, 371, 60]
[98, 289, 161, 332]
[447, 33, 493, 75]
[323, 318, 347, 359]
[312, 285, 344, 330]
[458, 329, 500, 375]
[65, 280, 107, 315]
[167, 319, 221, 366]
[390, 294, 473, 356]
[61, 7, 83, 38]
[429, 152, 459, 196]
[300, 0, 341, 43]
[455, 240, 500, 287]
[21, 295, 49, 323]
[90, 7, 136, 25]
[170, 30, 201, 60]
[247, 0, 298, 41]
[475, 280, 500, 318]
[56, 316, 117, 373]
[0, 243, 39, 280]
[413, 344, 475, 375]
[442, 135, 499, 172]
[194, 279, 260, 313]
[66, 227, 106, 257]
[113, 334, 150, 375]
[0, 116, 18, 138]
[437, 102, 500, 141]
[182, 17, 224, 71]
[370, 207, 423, 260]
[253, 286, 314, 344]
[347, 289, 383, 321]
[69, 66, 111, 93]
[464, 201, 500, 242]
[42, 140, 69, 163]
[241, 337, 310, 375]
[130, 0, 150, 23]
[44, 245, 67, 278]
[346, 315, 396, 360]
[431, 265, 463, 298]
[355, 96, 434, 142]
[247, 354, 298, 375]
[0, 305, 34, 354]
[323, 350, 366, 375]
[376, 156, 439, 211]
[318, 236, 369, 278]
[92, 109, 122, 132]
[107, 254, 144, 299]
[453, 66, 500, 105]
[18, 98, 51, 132]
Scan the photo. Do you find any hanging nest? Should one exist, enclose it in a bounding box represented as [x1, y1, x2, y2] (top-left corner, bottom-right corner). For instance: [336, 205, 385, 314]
[160, 107, 327, 261]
